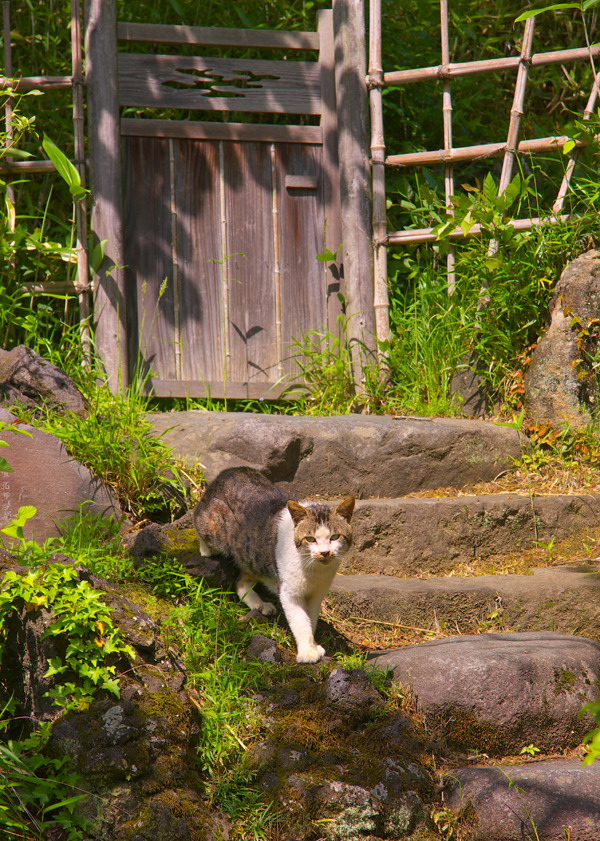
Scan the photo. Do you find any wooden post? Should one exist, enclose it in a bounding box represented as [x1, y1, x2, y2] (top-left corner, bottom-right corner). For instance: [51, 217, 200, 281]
[332, 0, 376, 375]
[85, 0, 128, 390]
[71, 0, 91, 359]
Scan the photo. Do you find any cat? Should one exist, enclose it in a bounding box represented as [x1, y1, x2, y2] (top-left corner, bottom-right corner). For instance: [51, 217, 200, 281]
[192, 466, 355, 663]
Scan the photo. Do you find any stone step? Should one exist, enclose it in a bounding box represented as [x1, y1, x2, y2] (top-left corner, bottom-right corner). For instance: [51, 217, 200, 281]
[148, 410, 525, 497]
[329, 563, 600, 638]
[350, 492, 600, 576]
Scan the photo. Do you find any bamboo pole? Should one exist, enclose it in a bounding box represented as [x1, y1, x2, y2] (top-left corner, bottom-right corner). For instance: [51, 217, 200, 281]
[553, 72, 600, 214]
[471, 17, 534, 347]
[440, 0, 455, 295]
[497, 18, 535, 199]
[1, 75, 73, 91]
[71, 0, 91, 359]
[385, 133, 586, 168]
[485, 17, 535, 263]
[369, 0, 390, 350]
[384, 44, 600, 86]
[387, 213, 572, 245]
[2, 2, 14, 220]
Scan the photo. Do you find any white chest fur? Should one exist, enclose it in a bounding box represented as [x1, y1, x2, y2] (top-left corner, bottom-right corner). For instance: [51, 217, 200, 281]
[274, 508, 340, 663]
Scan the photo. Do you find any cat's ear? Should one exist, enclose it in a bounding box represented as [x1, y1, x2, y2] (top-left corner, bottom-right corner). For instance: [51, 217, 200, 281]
[335, 496, 355, 522]
[288, 500, 310, 525]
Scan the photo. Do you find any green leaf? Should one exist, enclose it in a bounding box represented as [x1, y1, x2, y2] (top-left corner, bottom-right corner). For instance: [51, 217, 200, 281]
[316, 243, 342, 262]
[485, 257, 502, 270]
[434, 219, 456, 240]
[460, 211, 475, 236]
[2, 148, 33, 160]
[0, 457, 12, 473]
[563, 138, 577, 154]
[515, 4, 580, 22]
[483, 172, 497, 199]
[42, 135, 87, 200]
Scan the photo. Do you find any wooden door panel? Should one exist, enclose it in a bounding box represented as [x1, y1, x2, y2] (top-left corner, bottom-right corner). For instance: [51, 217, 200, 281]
[174, 139, 225, 384]
[123, 137, 175, 381]
[223, 141, 277, 387]
[276, 143, 326, 377]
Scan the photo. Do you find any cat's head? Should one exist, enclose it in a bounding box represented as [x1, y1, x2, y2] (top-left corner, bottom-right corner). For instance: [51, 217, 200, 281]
[287, 497, 355, 565]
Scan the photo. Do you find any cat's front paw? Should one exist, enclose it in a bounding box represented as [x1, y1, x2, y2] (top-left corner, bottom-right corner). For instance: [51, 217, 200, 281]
[259, 601, 277, 616]
[296, 644, 326, 664]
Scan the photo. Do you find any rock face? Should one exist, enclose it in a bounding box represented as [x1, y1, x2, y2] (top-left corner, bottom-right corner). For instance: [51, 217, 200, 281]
[524, 249, 600, 427]
[445, 760, 600, 841]
[0, 557, 214, 840]
[0, 409, 120, 543]
[148, 411, 526, 497]
[369, 632, 600, 755]
[0, 345, 86, 417]
[244, 666, 434, 840]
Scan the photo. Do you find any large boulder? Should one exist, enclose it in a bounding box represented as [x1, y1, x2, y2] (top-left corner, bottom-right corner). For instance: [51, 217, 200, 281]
[524, 249, 600, 428]
[369, 632, 600, 755]
[0, 408, 120, 543]
[148, 411, 526, 498]
[445, 760, 600, 841]
[0, 345, 86, 417]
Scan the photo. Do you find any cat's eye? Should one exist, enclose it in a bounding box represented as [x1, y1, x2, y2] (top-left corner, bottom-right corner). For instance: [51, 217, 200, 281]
[330, 534, 342, 541]
[304, 536, 316, 543]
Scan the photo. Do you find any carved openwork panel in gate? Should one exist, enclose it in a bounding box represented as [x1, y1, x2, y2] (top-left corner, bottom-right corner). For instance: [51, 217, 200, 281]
[90, 10, 341, 398]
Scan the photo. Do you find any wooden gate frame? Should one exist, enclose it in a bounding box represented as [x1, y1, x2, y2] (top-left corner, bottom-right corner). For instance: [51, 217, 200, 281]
[85, 0, 375, 393]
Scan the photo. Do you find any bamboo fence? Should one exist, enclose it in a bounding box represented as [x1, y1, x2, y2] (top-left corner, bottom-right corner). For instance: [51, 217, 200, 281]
[369, 0, 600, 337]
[0, 0, 90, 348]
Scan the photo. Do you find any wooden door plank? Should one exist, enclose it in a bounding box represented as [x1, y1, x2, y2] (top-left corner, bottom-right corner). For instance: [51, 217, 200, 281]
[117, 22, 320, 51]
[318, 9, 344, 331]
[223, 141, 277, 385]
[276, 143, 326, 377]
[121, 118, 322, 145]
[122, 136, 176, 381]
[173, 139, 225, 384]
[147, 378, 302, 399]
[117, 54, 321, 114]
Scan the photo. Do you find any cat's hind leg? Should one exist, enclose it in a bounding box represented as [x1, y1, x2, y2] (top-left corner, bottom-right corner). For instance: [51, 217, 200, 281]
[236, 573, 276, 616]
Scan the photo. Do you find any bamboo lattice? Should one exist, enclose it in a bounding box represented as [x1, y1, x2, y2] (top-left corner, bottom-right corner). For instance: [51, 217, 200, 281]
[1, 0, 90, 341]
[368, 1, 600, 339]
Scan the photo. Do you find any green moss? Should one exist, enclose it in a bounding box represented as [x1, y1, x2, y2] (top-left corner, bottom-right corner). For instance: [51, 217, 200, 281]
[554, 668, 577, 695]
[161, 525, 199, 554]
[431, 708, 506, 755]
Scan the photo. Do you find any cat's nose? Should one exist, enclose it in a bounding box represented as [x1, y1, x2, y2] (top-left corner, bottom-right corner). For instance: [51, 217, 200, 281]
[320, 550, 330, 558]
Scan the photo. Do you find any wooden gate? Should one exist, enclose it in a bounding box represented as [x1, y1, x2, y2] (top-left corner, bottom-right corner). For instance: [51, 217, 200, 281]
[86, 6, 345, 399]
